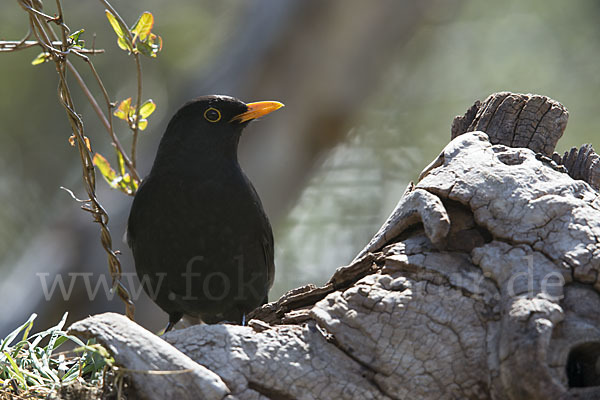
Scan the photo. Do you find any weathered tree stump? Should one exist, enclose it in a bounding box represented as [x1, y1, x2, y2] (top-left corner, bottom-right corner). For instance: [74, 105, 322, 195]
[69, 92, 600, 399]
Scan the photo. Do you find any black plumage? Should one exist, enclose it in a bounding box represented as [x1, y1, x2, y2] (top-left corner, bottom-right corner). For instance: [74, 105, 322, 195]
[127, 95, 283, 331]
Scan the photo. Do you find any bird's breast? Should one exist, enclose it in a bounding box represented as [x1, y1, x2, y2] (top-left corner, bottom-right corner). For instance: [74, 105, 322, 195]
[138, 169, 267, 237]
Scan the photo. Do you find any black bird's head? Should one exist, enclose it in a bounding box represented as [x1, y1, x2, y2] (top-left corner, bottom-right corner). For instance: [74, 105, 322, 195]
[152, 95, 284, 172]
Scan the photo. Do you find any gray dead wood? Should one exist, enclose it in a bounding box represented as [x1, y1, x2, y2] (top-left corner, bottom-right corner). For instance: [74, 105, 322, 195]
[68, 313, 231, 400]
[450, 91, 569, 156]
[69, 92, 600, 399]
[555, 144, 600, 191]
[451, 91, 600, 192]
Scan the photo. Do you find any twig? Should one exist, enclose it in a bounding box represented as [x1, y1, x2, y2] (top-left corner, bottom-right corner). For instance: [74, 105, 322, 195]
[65, 60, 111, 133]
[0, 40, 104, 53]
[77, 58, 141, 183]
[132, 53, 142, 169]
[59, 186, 91, 203]
[17, 0, 54, 20]
[98, 0, 143, 169]
[11, 0, 136, 319]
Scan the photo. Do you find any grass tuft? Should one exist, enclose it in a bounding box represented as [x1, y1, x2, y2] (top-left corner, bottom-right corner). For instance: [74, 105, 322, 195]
[0, 313, 115, 399]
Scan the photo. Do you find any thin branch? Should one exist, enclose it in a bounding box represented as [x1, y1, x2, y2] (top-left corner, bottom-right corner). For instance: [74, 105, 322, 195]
[60, 186, 91, 203]
[132, 54, 142, 169]
[28, 14, 66, 56]
[12, 0, 136, 319]
[8, 2, 140, 185]
[98, 0, 144, 170]
[98, 0, 131, 41]
[51, 0, 141, 184]
[17, 0, 54, 20]
[68, 58, 141, 183]
[54, 0, 69, 49]
[65, 59, 111, 133]
[0, 40, 104, 54]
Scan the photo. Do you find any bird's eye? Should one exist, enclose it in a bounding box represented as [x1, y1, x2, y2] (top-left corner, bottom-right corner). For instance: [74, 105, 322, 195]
[204, 107, 221, 123]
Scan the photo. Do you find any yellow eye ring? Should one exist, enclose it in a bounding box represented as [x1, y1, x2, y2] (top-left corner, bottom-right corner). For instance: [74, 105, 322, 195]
[204, 107, 221, 123]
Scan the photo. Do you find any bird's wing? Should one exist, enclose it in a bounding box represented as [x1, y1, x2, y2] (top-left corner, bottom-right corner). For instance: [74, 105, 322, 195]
[126, 178, 151, 249]
[262, 222, 275, 291]
[242, 172, 275, 297]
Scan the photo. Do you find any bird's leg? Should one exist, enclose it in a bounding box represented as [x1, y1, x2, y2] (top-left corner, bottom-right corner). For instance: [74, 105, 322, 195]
[160, 312, 183, 335]
[163, 320, 176, 334]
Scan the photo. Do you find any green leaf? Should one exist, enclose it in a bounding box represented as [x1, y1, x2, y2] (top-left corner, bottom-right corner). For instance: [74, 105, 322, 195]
[136, 40, 153, 57]
[69, 29, 84, 42]
[18, 315, 34, 345]
[4, 351, 27, 388]
[68, 29, 85, 48]
[31, 52, 51, 65]
[138, 119, 148, 131]
[132, 12, 154, 42]
[0, 314, 36, 352]
[52, 335, 69, 350]
[61, 334, 86, 348]
[105, 10, 133, 52]
[113, 98, 132, 121]
[135, 28, 162, 58]
[93, 153, 119, 189]
[138, 99, 156, 119]
[28, 349, 59, 383]
[61, 362, 82, 382]
[45, 312, 68, 357]
[136, 35, 162, 58]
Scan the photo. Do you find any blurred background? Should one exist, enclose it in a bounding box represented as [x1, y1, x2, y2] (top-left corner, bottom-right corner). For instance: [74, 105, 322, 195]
[1, 0, 598, 335]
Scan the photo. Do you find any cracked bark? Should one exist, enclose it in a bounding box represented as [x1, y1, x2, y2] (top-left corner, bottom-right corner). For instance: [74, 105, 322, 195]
[69, 92, 600, 399]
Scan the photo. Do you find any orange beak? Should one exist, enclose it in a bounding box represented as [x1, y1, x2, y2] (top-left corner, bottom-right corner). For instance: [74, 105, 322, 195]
[230, 101, 284, 123]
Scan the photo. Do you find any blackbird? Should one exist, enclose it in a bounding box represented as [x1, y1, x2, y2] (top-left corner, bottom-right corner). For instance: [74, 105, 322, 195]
[127, 95, 283, 332]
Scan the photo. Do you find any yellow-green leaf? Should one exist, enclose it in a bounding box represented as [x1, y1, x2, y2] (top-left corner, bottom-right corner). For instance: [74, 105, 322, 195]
[138, 119, 148, 131]
[106, 10, 133, 51]
[117, 37, 130, 52]
[122, 173, 139, 194]
[138, 99, 156, 119]
[105, 10, 125, 39]
[31, 52, 51, 65]
[130, 176, 139, 191]
[116, 150, 126, 176]
[132, 12, 154, 42]
[105, 11, 123, 38]
[93, 153, 119, 188]
[113, 98, 132, 120]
